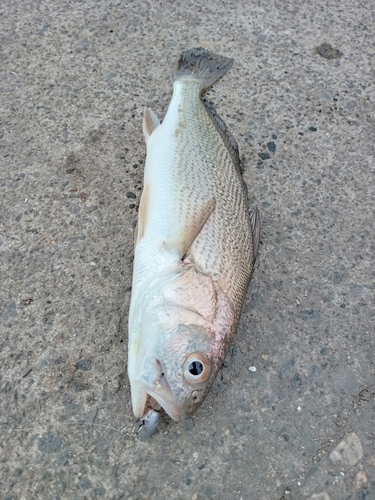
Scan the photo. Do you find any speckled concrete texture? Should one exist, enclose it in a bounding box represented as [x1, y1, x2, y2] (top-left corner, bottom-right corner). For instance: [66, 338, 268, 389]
[1, 0, 374, 499]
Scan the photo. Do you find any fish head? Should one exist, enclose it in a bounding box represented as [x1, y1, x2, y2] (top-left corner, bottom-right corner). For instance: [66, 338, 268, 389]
[129, 307, 224, 422]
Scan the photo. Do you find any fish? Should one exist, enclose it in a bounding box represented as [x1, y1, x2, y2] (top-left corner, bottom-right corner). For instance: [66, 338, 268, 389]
[127, 47, 260, 424]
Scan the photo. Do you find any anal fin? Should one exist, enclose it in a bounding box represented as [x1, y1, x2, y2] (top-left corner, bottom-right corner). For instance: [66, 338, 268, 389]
[143, 107, 160, 140]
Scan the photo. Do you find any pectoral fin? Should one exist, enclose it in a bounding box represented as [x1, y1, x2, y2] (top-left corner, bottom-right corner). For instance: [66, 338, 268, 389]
[167, 197, 216, 257]
[143, 107, 160, 140]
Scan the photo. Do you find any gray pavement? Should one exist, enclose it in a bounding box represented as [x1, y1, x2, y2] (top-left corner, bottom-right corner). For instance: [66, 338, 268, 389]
[1, 0, 374, 499]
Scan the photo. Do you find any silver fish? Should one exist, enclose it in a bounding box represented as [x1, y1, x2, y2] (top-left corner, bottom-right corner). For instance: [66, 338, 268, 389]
[128, 48, 260, 423]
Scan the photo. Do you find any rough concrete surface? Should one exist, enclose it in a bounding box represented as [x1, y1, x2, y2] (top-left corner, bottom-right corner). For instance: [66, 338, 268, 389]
[1, 0, 374, 499]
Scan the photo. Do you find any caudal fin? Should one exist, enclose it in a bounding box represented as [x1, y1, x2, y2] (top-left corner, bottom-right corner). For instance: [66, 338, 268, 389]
[173, 47, 233, 92]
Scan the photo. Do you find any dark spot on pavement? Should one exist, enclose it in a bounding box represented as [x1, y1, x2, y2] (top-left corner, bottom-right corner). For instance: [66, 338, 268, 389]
[85, 127, 105, 144]
[68, 203, 81, 214]
[279, 358, 296, 380]
[315, 42, 343, 59]
[291, 372, 303, 388]
[347, 100, 357, 109]
[79, 477, 93, 490]
[38, 432, 62, 453]
[76, 359, 92, 371]
[299, 309, 320, 321]
[2, 300, 17, 320]
[93, 487, 106, 497]
[259, 152, 270, 160]
[55, 451, 70, 467]
[65, 153, 80, 165]
[66, 402, 81, 415]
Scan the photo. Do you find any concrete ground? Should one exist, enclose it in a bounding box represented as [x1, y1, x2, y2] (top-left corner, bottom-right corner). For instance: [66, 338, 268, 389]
[1, 0, 374, 498]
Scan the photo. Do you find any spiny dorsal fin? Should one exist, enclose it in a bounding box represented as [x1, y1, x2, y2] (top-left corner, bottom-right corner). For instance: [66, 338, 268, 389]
[249, 207, 261, 264]
[202, 99, 242, 175]
[143, 107, 160, 140]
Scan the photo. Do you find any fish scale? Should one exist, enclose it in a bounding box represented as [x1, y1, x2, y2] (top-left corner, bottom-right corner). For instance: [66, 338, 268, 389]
[161, 79, 252, 304]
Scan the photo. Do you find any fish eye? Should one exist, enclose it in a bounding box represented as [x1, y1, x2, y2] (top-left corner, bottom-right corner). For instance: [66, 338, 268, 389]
[188, 360, 203, 375]
[183, 352, 211, 386]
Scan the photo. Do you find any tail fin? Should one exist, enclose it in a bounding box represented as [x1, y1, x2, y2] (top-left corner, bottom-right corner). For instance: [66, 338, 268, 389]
[173, 47, 233, 92]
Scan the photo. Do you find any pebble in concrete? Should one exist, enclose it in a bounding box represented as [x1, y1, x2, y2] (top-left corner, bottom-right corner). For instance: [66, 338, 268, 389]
[329, 432, 363, 467]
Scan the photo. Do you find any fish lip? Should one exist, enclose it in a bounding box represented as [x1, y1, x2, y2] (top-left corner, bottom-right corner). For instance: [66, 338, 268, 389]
[138, 363, 182, 422]
[145, 387, 182, 422]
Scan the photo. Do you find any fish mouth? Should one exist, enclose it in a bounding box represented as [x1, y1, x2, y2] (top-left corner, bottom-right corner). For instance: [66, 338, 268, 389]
[131, 359, 182, 422]
[146, 386, 181, 422]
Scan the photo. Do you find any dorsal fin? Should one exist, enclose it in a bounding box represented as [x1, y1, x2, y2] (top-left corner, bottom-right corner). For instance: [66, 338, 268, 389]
[249, 207, 261, 264]
[202, 99, 242, 175]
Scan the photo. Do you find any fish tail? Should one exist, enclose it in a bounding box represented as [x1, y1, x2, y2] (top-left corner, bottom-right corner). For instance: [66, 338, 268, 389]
[173, 47, 233, 92]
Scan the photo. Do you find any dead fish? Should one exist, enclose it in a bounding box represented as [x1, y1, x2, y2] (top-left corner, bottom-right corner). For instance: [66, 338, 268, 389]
[128, 47, 260, 423]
